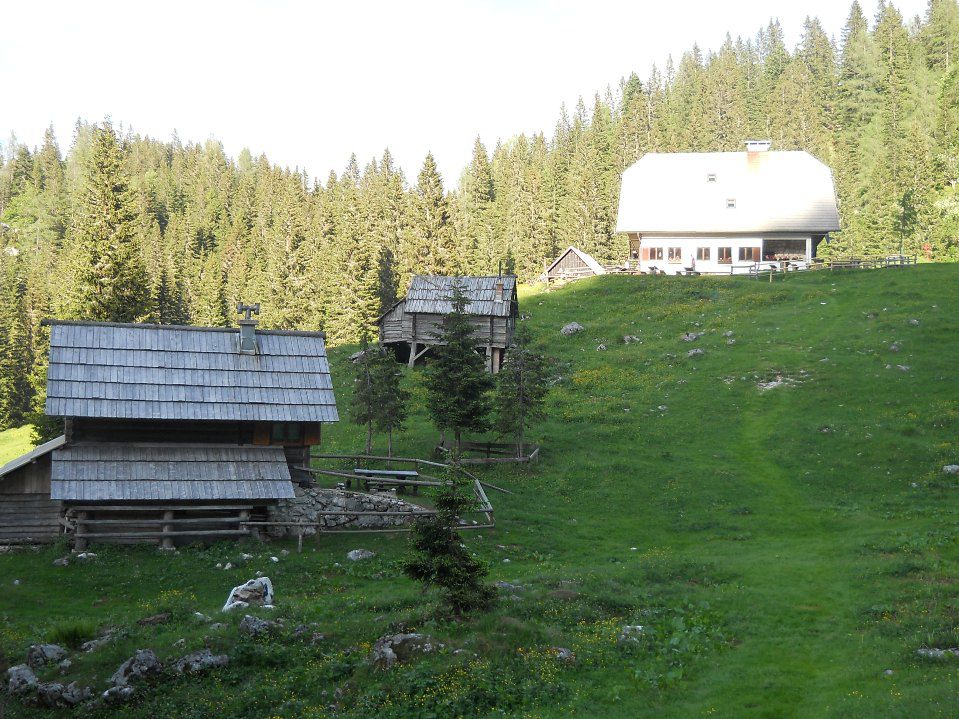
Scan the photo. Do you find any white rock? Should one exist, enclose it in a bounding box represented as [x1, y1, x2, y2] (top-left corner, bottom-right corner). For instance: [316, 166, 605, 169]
[224, 562, 233, 570]
[560, 322, 584, 335]
[943, 465, 959, 475]
[347, 549, 375, 562]
[222, 577, 274, 612]
[270, 556, 279, 563]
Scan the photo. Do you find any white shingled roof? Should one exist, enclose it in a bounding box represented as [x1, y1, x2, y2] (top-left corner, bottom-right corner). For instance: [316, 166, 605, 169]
[615, 150, 840, 234]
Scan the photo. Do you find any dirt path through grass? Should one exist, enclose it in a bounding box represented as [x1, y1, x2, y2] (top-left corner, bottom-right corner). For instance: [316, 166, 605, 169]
[668, 394, 880, 717]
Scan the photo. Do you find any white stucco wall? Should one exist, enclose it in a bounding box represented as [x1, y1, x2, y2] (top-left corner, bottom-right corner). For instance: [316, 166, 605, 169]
[636, 235, 812, 275]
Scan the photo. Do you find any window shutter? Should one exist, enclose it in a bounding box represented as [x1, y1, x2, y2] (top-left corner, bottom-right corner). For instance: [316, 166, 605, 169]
[641, 247, 650, 261]
[752, 247, 760, 262]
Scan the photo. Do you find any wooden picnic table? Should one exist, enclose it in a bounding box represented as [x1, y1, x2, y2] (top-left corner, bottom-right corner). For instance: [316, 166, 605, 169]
[352, 467, 431, 494]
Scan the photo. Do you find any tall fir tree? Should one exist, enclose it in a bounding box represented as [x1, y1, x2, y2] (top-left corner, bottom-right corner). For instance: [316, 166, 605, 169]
[66, 122, 150, 322]
[422, 284, 493, 449]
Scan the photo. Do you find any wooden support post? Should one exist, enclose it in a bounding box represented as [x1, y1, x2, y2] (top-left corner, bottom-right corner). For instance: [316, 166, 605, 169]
[297, 528, 303, 554]
[486, 345, 492, 373]
[408, 341, 417, 368]
[240, 508, 260, 541]
[161, 510, 175, 549]
[75, 511, 88, 551]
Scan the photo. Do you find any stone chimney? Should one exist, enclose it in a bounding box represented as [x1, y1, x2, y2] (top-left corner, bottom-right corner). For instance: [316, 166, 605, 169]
[236, 302, 260, 354]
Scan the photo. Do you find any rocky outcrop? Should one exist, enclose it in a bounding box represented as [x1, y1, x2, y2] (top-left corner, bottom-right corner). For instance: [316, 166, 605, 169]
[109, 649, 161, 687]
[370, 633, 443, 669]
[268, 487, 425, 537]
[223, 577, 275, 612]
[26, 643, 68, 668]
[7, 664, 38, 695]
[173, 649, 230, 674]
[239, 615, 276, 638]
[34, 681, 91, 708]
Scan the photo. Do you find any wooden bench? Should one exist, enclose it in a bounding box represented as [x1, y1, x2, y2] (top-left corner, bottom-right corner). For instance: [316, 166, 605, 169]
[353, 468, 427, 494]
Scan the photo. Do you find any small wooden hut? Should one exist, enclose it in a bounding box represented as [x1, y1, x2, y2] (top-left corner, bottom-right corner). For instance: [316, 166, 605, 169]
[543, 246, 606, 283]
[0, 306, 339, 546]
[379, 275, 518, 372]
[0, 436, 65, 544]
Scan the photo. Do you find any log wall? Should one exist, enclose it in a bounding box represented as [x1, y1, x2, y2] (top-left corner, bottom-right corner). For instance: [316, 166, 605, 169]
[0, 454, 62, 543]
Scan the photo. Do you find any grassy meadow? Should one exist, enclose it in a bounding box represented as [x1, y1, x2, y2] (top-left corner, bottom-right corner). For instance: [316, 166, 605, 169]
[1, 265, 959, 717]
[0, 426, 34, 466]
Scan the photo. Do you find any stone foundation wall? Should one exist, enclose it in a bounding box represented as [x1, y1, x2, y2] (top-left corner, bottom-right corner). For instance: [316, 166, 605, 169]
[267, 487, 427, 537]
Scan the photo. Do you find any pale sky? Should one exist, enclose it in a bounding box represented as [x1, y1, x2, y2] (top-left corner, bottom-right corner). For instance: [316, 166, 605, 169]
[1, 0, 929, 187]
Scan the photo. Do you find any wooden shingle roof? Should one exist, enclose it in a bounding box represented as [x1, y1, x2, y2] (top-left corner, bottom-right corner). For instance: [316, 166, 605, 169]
[404, 275, 516, 317]
[44, 321, 338, 423]
[0, 435, 65, 480]
[50, 444, 294, 501]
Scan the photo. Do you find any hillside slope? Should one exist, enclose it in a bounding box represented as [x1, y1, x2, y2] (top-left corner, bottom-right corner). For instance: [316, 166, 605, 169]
[1, 265, 957, 718]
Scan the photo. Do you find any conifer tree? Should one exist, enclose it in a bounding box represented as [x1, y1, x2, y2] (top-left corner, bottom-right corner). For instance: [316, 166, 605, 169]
[422, 284, 492, 450]
[494, 324, 551, 457]
[66, 122, 150, 322]
[351, 335, 379, 455]
[0, 256, 34, 429]
[402, 153, 454, 282]
[402, 459, 496, 616]
[372, 345, 409, 457]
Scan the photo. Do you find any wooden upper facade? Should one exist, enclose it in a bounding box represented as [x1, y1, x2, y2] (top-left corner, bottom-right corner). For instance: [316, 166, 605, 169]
[379, 275, 518, 371]
[544, 247, 606, 282]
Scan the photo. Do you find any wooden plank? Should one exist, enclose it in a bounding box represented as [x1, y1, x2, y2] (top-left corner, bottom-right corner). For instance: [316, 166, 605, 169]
[65, 504, 255, 513]
[74, 517, 244, 526]
[353, 468, 419, 477]
[76, 529, 251, 539]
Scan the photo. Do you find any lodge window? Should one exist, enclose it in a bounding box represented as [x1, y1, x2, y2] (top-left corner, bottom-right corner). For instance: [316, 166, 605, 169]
[648, 247, 663, 261]
[706, 173, 717, 183]
[667, 247, 682, 263]
[271, 422, 303, 443]
[696, 247, 710, 261]
[739, 247, 760, 262]
[726, 198, 736, 209]
[718, 247, 732, 264]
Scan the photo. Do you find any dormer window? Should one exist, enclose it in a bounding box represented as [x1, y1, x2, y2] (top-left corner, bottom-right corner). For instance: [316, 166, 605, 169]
[726, 198, 736, 209]
[706, 173, 717, 183]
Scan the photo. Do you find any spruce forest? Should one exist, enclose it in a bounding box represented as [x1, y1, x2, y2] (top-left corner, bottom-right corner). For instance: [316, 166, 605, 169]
[1, 1, 958, 434]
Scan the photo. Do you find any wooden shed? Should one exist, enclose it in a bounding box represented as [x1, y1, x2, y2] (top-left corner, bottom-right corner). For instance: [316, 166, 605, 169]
[379, 275, 518, 373]
[0, 307, 340, 546]
[0, 436, 65, 543]
[543, 246, 606, 283]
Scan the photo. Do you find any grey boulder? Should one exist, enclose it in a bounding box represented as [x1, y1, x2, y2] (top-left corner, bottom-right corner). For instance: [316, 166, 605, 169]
[239, 614, 276, 638]
[370, 633, 442, 669]
[347, 549, 375, 562]
[7, 664, 38, 695]
[35, 681, 91, 708]
[109, 649, 161, 687]
[26, 643, 68, 668]
[560, 322, 584, 335]
[173, 649, 230, 675]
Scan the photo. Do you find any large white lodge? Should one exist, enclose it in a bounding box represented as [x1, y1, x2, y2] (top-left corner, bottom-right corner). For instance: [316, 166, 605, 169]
[615, 141, 840, 275]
